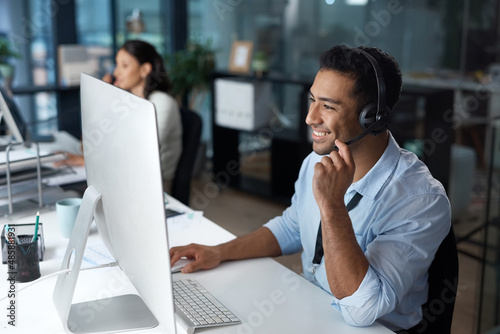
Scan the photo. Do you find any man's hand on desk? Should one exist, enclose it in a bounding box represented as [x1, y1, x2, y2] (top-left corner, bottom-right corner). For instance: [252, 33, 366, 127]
[170, 244, 223, 273]
[170, 227, 282, 273]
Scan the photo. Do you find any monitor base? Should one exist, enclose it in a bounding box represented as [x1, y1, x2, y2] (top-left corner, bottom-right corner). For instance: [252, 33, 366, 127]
[68, 294, 158, 334]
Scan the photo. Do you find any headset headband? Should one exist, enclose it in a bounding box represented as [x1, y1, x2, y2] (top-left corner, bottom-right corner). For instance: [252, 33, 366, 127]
[356, 48, 387, 116]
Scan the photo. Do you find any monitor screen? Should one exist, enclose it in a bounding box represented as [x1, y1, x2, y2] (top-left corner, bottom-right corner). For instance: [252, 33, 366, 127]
[53, 73, 176, 333]
[0, 86, 27, 144]
[0, 86, 54, 144]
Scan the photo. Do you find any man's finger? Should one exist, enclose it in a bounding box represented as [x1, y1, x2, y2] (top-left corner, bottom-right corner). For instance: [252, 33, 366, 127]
[181, 262, 196, 273]
[170, 246, 193, 263]
[334, 139, 355, 167]
[320, 155, 333, 166]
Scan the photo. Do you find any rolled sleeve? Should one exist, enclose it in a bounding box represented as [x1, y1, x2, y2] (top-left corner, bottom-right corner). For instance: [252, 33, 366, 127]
[263, 156, 319, 255]
[264, 204, 302, 255]
[330, 193, 450, 329]
[332, 266, 395, 327]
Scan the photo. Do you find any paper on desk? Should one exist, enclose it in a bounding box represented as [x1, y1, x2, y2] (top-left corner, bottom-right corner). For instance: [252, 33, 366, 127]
[55, 239, 116, 268]
[44, 165, 86, 186]
[0, 148, 53, 162]
[166, 210, 203, 231]
[82, 239, 115, 267]
[0, 149, 66, 172]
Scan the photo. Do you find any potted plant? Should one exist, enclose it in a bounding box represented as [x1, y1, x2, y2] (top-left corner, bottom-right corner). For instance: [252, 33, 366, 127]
[165, 41, 216, 111]
[0, 36, 21, 86]
[251, 51, 269, 78]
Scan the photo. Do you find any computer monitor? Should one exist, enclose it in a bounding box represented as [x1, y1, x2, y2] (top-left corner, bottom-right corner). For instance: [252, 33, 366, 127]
[53, 73, 176, 333]
[0, 86, 26, 144]
[0, 86, 54, 144]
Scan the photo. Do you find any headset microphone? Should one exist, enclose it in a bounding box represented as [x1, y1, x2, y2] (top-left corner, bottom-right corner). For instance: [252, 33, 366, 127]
[332, 48, 391, 152]
[332, 120, 384, 151]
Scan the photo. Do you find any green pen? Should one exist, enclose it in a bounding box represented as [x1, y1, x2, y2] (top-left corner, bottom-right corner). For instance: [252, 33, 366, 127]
[32, 211, 40, 242]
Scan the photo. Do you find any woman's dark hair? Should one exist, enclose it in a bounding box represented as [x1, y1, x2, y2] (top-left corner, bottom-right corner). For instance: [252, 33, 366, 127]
[319, 45, 402, 112]
[120, 39, 172, 99]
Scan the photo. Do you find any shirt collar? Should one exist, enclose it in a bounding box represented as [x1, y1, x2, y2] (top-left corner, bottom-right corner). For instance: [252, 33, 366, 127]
[348, 132, 400, 200]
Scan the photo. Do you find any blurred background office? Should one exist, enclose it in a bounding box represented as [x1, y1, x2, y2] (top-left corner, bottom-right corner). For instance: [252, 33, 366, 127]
[1, 1, 500, 333]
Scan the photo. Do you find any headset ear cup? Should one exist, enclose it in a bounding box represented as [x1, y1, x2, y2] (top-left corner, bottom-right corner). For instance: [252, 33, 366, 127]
[359, 103, 391, 134]
[359, 103, 378, 130]
[376, 107, 391, 133]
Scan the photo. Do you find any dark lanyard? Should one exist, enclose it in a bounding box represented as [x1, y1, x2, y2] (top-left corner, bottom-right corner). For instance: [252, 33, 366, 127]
[312, 192, 363, 265]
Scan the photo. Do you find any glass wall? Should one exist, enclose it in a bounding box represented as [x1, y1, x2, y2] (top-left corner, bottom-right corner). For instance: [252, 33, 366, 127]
[188, 0, 498, 75]
[76, 0, 169, 54]
[187, 0, 448, 157]
[477, 118, 500, 333]
[75, 0, 169, 79]
[0, 0, 58, 138]
[188, 0, 499, 156]
[114, 0, 167, 54]
[76, 0, 112, 47]
[1, 0, 498, 158]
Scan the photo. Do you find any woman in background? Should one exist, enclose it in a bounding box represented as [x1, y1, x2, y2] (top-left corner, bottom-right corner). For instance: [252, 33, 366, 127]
[60, 40, 182, 192]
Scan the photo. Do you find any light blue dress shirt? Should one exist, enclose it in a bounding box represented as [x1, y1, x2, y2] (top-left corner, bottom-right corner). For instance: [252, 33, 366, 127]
[264, 133, 451, 331]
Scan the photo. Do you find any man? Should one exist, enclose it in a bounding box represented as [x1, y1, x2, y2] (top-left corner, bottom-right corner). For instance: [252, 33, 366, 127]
[170, 45, 451, 331]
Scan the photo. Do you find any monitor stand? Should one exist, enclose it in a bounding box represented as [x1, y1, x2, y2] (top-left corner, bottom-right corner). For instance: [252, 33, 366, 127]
[52, 185, 159, 333]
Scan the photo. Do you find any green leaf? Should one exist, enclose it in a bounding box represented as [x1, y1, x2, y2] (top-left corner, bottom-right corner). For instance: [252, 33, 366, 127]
[165, 41, 216, 103]
[0, 37, 22, 64]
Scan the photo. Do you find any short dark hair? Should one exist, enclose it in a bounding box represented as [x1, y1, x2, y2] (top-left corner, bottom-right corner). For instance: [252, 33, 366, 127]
[319, 45, 402, 112]
[120, 39, 172, 99]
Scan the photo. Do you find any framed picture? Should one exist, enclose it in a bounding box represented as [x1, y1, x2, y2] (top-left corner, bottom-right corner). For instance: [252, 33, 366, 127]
[228, 41, 254, 74]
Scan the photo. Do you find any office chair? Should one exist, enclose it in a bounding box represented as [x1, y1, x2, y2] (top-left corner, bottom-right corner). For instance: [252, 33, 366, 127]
[399, 226, 459, 334]
[171, 107, 202, 206]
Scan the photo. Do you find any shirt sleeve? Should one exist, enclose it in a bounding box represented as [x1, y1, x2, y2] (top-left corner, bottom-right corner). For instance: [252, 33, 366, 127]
[331, 193, 451, 327]
[264, 193, 302, 255]
[263, 155, 315, 255]
[149, 92, 182, 181]
[150, 92, 181, 151]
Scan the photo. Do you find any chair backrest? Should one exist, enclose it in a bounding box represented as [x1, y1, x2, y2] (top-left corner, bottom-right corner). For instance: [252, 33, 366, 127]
[401, 226, 459, 334]
[171, 107, 202, 205]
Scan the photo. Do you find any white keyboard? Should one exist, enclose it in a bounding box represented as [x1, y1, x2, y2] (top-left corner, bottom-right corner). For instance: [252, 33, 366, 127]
[173, 279, 241, 332]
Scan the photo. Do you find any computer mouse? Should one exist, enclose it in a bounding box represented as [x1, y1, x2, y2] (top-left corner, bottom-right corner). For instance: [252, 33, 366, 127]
[171, 258, 194, 273]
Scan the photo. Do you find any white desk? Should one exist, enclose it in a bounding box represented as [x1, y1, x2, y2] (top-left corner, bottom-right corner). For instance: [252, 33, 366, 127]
[0, 196, 393, 334]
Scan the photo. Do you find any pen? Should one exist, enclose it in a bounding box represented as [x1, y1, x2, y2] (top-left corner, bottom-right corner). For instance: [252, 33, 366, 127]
[32, 211, 40, 242]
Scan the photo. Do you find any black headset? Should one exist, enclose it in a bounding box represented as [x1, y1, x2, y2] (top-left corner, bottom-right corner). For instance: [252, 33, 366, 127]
[356, 48, 391, 135]
[337, 48, 391, 148]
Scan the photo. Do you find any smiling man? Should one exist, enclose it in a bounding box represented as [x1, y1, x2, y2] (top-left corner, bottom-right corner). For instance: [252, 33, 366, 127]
[170, 45, 452, 332]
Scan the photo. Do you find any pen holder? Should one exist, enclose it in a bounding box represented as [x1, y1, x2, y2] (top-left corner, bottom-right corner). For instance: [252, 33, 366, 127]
[1, 223, 45, 265]
[8, 238, 41, 282]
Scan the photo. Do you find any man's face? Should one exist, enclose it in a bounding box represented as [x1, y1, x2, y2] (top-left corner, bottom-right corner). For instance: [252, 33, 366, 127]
[306, 69, 362, 156]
